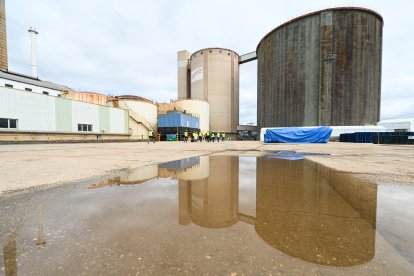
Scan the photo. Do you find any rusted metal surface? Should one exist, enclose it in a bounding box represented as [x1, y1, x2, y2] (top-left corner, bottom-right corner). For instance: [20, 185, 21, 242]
[257, 8, 383, 129]
[0, 0, 8, 71]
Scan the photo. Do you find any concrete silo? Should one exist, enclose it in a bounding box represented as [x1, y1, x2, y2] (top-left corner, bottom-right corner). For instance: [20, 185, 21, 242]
[114, 95, 158, 139]
[178, 48, 239, 135]
[257, 7, 383, 128]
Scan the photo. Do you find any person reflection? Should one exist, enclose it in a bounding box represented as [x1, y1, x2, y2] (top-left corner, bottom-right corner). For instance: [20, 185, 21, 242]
[255, 157, 377, 267]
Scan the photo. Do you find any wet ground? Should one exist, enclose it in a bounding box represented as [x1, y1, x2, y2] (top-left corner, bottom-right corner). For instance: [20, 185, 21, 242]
[1, 155, 413, 275]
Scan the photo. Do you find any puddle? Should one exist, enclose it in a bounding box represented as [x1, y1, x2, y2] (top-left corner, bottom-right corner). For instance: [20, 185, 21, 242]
[1, 156, 413, 274]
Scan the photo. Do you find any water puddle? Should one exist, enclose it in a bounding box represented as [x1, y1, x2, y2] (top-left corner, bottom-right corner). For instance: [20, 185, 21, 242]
[1, 156, 413, 274]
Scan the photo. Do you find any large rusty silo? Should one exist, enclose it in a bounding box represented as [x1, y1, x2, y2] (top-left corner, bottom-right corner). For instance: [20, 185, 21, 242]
[257, 7, 383, 128]
[0, 0, 8, 71]
[183, 48, 239, 134]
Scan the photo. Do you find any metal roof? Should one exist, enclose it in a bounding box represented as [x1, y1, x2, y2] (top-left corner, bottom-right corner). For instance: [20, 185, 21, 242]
[0, 69, 72, 91]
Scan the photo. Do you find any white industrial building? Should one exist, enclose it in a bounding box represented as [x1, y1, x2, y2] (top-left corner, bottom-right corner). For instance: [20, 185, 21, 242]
[0, 86, 129, 139]
[0, 70, 65, 96]
[378, 118, 414, 132]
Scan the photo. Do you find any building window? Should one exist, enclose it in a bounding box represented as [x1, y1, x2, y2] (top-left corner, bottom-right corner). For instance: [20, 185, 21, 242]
[0, 118, 18, 129]
[78, 124, 93, 132]
[5, 84, 13, 88]
[25, 88, 32, 91]
[42, 91, 49, 95]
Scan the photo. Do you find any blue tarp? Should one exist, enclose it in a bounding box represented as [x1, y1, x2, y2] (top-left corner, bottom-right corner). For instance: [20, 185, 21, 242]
[264, 127, 332, 143]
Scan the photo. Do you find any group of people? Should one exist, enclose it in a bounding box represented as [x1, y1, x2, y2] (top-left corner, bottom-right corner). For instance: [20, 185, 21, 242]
[148, 129, 227, 143]
[183, 130, 225, 143]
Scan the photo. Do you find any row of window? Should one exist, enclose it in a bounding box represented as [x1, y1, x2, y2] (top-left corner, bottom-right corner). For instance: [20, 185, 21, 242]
[0, 118, 93, 132]
[4, 83, 49, 95]
[0, 118, 18, 129]
[78, 124, 93, 132]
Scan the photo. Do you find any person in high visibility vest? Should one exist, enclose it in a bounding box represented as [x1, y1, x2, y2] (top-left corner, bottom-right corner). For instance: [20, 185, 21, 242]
[222, 132, 225, 142]
[193, 132, 198, 142]
[217, 132, 221, 142]
[184, 130, 188, 143]
[198, 131, 203, 142]
[148, 129, 155, 143]
[211, 132, 215, 142]
[205, 131, 210, 143]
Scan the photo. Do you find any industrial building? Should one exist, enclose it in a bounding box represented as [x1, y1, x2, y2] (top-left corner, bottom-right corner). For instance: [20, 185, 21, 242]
[157, 99, 208, 140]
[178, 48, 239, 138]
[256, 7, 383, 129]
[0, 86, 129, 141]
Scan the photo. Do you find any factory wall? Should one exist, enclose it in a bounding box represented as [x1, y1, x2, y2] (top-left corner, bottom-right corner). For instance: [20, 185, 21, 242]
[0, 86, 128, 134]
[177, 50, 190, 100]
[0, 86, 56, 131]
[0, 78, 61, 96]
[257, 8, 383, 129]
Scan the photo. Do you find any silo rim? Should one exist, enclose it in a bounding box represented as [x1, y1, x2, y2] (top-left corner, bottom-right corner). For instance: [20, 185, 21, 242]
[173, 99, 209, 104]
[190, 47, 239, 59]
[256, 7, 383, 53]
[115, 95, 154, 104]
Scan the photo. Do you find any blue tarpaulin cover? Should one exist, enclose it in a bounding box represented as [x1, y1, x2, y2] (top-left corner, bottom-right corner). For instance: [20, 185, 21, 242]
[264, 127, 332, 143]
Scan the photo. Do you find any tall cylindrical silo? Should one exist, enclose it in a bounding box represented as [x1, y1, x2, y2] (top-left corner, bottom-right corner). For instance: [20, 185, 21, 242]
[257, 7, 383, 129]
[190, 48, 239, 134]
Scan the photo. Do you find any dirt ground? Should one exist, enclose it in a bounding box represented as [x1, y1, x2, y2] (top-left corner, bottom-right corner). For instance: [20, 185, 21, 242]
[0, 141, 413, 195]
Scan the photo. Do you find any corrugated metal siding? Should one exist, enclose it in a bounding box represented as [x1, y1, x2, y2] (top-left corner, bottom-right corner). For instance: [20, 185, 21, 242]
[72, 101, 100, 132]
[99, 106, 110, 132]
[55, 97, 72, 132]
[0, 87, 56, 131]
[157, 112, 199, 128]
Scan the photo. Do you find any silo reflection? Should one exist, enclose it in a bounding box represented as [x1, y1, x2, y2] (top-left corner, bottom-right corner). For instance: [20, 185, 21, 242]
[178, 156, 239, 228]
[255, 157, 377, 266]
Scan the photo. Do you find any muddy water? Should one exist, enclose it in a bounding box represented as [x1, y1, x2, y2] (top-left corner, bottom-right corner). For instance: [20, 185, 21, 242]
[1, 156, 413, 275]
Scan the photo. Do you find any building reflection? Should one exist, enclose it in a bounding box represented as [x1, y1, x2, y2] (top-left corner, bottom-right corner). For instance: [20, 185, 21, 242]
[178, 156, 239, 228]
[256, 158, 377, 267]
[3, 231, 17, 276]
[177, 156, 378, 267]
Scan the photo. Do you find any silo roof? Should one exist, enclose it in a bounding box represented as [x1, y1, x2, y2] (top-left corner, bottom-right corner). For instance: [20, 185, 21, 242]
[190, 47, 239, 59]
[256, 7, 383, 53]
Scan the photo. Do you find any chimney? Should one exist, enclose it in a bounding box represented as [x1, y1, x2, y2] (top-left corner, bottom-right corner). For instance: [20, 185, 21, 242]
[28, 26, 38, 78]
[0, 0, 8, 71]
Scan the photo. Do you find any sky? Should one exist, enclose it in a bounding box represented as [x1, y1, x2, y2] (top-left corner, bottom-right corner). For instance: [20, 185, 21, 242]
[5, 0, 414, 125]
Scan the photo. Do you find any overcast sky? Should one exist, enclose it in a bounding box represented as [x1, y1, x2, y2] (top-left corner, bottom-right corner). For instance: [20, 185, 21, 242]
[5, 0, 414, 124]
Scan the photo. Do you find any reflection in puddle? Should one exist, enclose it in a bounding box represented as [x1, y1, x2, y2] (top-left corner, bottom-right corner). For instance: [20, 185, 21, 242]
[1, 155, 413, 274]
[178, 156, 239, 228]
[177, 156, 377, 267]
[3, 232, 17, 276]
[255, 158, 376, 267]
